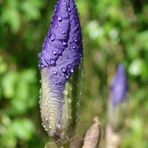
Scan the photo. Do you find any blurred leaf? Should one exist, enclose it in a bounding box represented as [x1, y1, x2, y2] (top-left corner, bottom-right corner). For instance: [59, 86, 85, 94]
[86, 20, 104, 40]
[0, 56, 8, 74]
[1, 7, 21, 33]
[20, 0, 43, 21]
[0, 129, 17, 148]
[129, 59, 144, 76]
[12, 119, 35, 140]
[136, 31, 148, 50]
[1, 71, 18, 99]
[10, 69, 37, 114]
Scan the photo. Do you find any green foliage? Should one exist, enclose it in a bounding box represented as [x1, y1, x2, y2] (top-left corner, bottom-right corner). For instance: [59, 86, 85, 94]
[0, 0, 148, 147]
[1, 0, 44, 33]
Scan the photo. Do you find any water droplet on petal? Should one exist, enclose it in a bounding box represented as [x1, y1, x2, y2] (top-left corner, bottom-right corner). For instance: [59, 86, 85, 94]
[70, 69, 74, 73]
[80, 54, 83, 57]
[66, 75, 69, 79]
[62, 31, 66, 34]
[72, 46, 76, 49]
[68, 7, 71, 12]
[58, 16, 63, 22]
[52, 51, 57, 55]
[50, 34, 56, 41]
[55, 24, 58, 28]
[53, 70, 57, 75]
[50, 59, 56, 65]
[61, 67, 66, 73]
[74, 39, 78, 42]
[63, 41, 67, 46]
[42, 123, 46, 128]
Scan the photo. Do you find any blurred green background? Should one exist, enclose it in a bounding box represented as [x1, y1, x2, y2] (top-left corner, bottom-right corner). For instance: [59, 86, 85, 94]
[0, 0, 148, 147]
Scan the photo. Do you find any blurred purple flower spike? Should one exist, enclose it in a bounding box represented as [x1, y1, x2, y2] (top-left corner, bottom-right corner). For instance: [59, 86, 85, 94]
[38, 0, 83, 140]
[110, 64, 128, 107]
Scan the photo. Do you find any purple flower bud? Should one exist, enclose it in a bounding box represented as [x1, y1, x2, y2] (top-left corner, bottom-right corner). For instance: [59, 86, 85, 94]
[110, 64, 128, 107]
[38, 0, 83, 140]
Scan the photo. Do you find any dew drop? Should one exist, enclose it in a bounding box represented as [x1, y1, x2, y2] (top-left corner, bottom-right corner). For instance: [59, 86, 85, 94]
[52, 51, 57, 55]
[50, 34, 56, 41]
[68, 7, 71, 12]
[72, 46, 76, 49]
[58, 15, 63, 22]
[56, 123, 61, 129]
[49, 131, 55, 136]
[62, 31, 66, 34]
[66, 75, 69, 79]
[55, 24, 58, 28]
[50, 59, 56, 65]
[42, 123, 46, 128]
[70, 69, 74, 73]
[38, 64, 40, 68]
[58, 50, 62, 55]
[53, 70, 57, 75]
[44, 45, 48, 49]
[80, 54, 83, 57]
[41, 65, 44, 68]
[61, 67, 66, 73]
[74, 39, 78, 42]
[62, 41, 67, 46]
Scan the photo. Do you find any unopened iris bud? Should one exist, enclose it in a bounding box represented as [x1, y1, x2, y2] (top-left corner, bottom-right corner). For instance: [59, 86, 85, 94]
[110, 64, 128, 107]
[38, 0, 83, 142]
